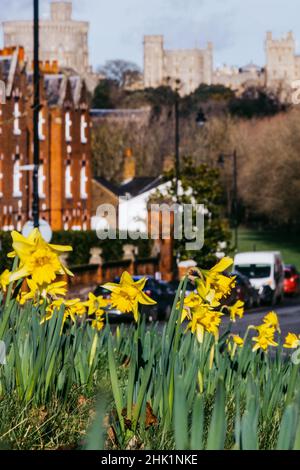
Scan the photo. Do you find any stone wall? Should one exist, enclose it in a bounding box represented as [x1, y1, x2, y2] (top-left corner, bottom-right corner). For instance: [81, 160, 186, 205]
[2, 1, 90, 77]
[143, 35, 213, 96]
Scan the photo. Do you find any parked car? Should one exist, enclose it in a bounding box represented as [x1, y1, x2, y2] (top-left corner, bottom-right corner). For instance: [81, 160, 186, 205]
[284, 265, 300, 296]
[94, 276, 175, 322]
[168, 280, 196, 297]
[234, 251, 284, 305]
[226, 270, 260, 309]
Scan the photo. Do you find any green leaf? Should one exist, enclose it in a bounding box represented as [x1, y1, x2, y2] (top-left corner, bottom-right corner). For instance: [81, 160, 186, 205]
[191, 394, 204, 450]
[174, 378, 189, 450]
[206, 379, 226, 450]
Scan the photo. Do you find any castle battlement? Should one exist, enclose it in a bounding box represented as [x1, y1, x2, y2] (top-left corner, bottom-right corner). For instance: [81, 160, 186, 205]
[2, 1, 91, 80]
[144, 35, 213, 96]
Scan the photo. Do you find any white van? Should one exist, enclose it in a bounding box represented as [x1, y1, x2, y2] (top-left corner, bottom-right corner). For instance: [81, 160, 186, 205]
[233, 251, 284, 305]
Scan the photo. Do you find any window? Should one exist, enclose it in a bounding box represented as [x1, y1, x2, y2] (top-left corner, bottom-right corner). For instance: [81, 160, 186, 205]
[235, 264, 271, 279]
[13, 101, 21, 135]
[13, 156, 22, 197]
[38, 162, 46, 198]
[80, 161, 88, 199]
[65, 161, 73, 199]
[38, 110, 46, 141]
[65, 111, 72, 142]
[80, 114, 88, 144]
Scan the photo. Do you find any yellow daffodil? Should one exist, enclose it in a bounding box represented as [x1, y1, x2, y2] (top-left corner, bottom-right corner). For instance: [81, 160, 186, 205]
[196, 279, 221, 307]
[102, 272, 156, 322]
[9, 229, 73, 286]
[91, 311, 105, 331]
[227, 334, 244, 355]
[83, 292, 108, 316]
[181, 280, 221, 323]
[180, 292, 201, 322]
[42, 298, 86, 329]
[0, 269, 10, 292]
[201, 257, 235, 301]
[263, 311, 281, 333]
[17, 278, 68, 306]
[228, 300, 244, 322]
[283, 332, 300, 349]
[252, 326, 278, 352]
[232, 334, 244, 347]
[188, 305, 223, 343]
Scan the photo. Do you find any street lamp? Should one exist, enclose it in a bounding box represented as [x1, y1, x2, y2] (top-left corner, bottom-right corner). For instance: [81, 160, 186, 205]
[174, 79, 181, 201]
[196, 108, 207, 128]
[218, 150, 238, 251]
[32, 0, 40, 228]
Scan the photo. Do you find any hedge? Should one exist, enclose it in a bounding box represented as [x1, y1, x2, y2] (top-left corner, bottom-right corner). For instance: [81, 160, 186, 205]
[0, 230, 153, 270]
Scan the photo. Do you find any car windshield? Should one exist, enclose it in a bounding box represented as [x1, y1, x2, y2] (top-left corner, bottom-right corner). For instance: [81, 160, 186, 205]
[235, 264, 271, 279]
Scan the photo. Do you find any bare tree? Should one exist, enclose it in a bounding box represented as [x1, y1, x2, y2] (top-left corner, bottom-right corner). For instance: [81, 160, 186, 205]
[97, 60, 142, 89]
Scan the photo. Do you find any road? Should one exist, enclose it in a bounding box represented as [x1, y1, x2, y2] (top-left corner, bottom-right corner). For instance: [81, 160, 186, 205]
[221, 297, 300, 338]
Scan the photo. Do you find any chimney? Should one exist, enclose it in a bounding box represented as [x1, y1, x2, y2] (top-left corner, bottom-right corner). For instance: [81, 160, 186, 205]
[123, 148, 136, 182]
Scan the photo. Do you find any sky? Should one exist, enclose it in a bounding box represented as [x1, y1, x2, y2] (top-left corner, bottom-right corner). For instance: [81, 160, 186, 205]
[1, 0, 300, 71]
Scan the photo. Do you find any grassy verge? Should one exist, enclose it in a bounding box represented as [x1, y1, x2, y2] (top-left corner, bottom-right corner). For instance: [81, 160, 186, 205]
[234, 227, 300, 267]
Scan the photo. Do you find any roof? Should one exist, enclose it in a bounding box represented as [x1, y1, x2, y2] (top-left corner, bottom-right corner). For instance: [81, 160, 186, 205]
[0, 49, 20, 97]
[37, 72, 85, 107]
[234, 251, 282, 264]
[93, 176, 163, 198]
[240, 62, 263, 73]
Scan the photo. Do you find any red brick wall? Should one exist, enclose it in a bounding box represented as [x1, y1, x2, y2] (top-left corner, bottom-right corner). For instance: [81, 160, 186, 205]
[0, 58, 92, 232]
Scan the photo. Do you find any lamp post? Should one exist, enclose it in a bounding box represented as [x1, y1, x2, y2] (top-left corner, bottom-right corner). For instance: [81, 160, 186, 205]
[32, 0, 40, 228]
[174, 79, 181, 200]
[218, 150, 238, 251]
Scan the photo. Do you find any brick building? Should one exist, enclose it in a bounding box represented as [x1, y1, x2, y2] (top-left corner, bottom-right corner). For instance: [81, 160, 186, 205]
[0, 46, 92, 232]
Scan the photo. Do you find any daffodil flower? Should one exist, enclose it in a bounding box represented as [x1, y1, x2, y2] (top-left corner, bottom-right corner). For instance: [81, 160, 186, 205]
[200, 257, 235, 301]
[228, 300, 244, 322]
[252, 326, 278, 352]
[263, 311, 281, 333]
[0, 269, 10, 293]
[17, 278, 68, 306]
[283, 332, 300, 349]
[42, 298, 87, 330]
[83, 292, 109, 316]
[9, 229, 73, 286]
[102, 272, 156, 322]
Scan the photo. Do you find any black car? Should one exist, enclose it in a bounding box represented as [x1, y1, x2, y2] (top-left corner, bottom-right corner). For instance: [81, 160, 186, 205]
[227, 270, 260, 309]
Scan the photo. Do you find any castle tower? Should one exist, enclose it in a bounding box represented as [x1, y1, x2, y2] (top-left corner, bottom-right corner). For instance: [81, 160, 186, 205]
[202, 41, 213, 85]
[144, 35, 164, 88]
[2, 0, 90, 78]
[265, 31, 296, 88]
[50, 1, 72, 21]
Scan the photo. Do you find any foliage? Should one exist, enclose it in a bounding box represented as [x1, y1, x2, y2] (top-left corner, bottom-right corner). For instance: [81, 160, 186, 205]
[0, 231, 152, 269]
[154, 158, 231, 268]
[1, 231, 300, 450]
[91, 79, 117, 109]
[229, 87, 287, 119]
[98, 60, 142, 89]
[0, 232, 13, 271]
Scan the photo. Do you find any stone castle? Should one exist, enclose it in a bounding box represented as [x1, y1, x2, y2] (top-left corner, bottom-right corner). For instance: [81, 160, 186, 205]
[2, 0, 98, 91]
[143, 35, 213, 96]
[144, 31, 300, 98]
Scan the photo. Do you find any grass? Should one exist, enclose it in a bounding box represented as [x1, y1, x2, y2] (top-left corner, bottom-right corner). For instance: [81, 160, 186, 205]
[234, 227, 300, 268]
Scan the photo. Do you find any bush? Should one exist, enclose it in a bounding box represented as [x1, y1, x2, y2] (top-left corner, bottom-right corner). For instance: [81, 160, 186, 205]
[0, 231, 152, 269]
